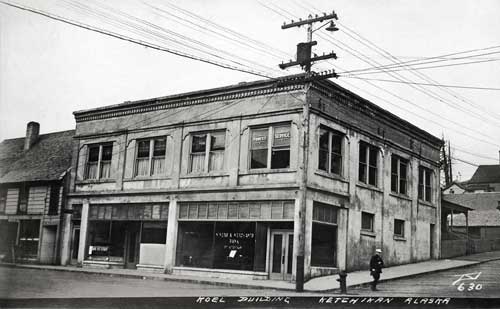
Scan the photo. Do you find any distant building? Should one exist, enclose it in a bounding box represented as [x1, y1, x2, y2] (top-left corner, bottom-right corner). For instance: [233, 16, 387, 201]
[0, 122, 74, 264]
[61, 77, 442, 281]
[444, 192, 500, 240]
[442, 181, 467, 195]
[464, 165, 500, 193]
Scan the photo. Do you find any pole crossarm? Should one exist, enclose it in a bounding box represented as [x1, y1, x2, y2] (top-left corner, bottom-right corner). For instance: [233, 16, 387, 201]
[274, 70, 338, 87]
[279, 52, 337, 69]
[281, 11, 338, 29]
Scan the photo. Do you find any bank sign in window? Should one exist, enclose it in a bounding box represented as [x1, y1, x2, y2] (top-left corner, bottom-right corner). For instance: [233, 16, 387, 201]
[250, 125, 290, 169]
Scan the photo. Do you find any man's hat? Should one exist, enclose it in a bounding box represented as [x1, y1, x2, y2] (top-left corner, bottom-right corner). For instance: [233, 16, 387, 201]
[375, 249, 382, 253]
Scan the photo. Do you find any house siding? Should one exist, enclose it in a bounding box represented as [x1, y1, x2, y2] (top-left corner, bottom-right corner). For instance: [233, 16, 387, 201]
[28, 186, 47, 215]
[5, 188, 19, 214]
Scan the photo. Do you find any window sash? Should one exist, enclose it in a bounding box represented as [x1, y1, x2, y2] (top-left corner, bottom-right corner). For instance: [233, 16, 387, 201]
[85, 144, 113, 180]
[319, 129, 342, 175]
[251, 125, 290, 170]
[391, 156, 408, 195]
[189, 132, 225, 173]
[394, 219, 404, 237]
[209, 150, 224, 171]
[361, 212, 373, 231]
[359, 143, 378, 186]
[0, 189, 6, 213]
[135, 138, 167, 177]
[418, 167, 432, 202]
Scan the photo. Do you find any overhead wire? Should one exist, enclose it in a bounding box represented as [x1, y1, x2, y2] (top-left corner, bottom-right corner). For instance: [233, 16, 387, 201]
[144, 1, 289, 61]
[340, 77, 500, 91]
[289, 0, 500, 123]
[61, 0, 280, 77]
[261, 1, 500, 148]
[0, 1, 273, 78]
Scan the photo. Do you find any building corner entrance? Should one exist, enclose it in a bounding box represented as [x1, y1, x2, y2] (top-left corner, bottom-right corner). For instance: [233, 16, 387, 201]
[269, 230, 293, 281]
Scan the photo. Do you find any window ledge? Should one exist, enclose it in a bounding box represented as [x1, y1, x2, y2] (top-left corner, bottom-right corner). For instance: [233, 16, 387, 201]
[393, 235, 407, 241]
[181, 172, 230, 178]
[126, 176, 172, 181]
[389, 192, 412, 201]
[356, 182, 383, 193]
[360, 230, 376, 237]
[418, 200, 435, 207]
[242, 169, 297, 175]
[76, 179, 115, 184]
[314, 170, 347, 182]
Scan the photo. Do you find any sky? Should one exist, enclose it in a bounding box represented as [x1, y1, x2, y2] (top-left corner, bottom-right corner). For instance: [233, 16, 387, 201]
[1, 0, 499, 181]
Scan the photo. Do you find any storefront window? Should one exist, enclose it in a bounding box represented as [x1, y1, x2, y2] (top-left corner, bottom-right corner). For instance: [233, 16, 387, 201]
[176, 222, 214, 268]
[311, 223, 337, 267]
[18, 220, 40, 259]
[141, 222, 167, 244]
[213, 222, 255, 271]
[176, 222, 267, 272]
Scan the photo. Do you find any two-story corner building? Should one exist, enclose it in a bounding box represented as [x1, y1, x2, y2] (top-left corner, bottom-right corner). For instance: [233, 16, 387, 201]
[61, 77, 442, 282]
[0, 122, 74, 264]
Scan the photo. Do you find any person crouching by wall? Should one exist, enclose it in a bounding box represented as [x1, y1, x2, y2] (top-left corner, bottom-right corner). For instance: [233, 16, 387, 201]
[370, 248, 384, 291]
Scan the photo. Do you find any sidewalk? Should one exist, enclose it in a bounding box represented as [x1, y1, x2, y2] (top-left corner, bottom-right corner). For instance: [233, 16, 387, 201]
[2, 251, 500, 293]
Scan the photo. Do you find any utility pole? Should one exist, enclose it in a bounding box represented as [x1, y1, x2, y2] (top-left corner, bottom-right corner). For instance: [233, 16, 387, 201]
[448, 141, 453, 182]
[441, 137, 450, 187]
[279, 11, 339, 292]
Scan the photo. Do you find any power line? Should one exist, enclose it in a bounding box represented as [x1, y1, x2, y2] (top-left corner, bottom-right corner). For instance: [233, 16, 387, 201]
[61, 0, 280, 76]
[268, 1, 500, 128]
[452, 156, 479, 167]
[260, 1, 500, 147]
[340, 76, 500, 91]
[340, 58, 500, 76]
[0, 1, 272, 78]
[451, 147, 500, 162]
[331, 18, 500, 123]
[337, 50, 500, 75]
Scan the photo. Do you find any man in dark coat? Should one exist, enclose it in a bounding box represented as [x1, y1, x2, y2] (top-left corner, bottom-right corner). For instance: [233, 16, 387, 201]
[370, 248, 384, 291]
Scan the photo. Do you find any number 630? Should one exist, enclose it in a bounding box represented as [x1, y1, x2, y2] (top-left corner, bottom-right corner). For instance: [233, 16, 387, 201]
[457, 282, 482, 291]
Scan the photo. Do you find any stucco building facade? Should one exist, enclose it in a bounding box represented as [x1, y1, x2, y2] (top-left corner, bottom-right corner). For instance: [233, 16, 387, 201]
[60, 77, 442, 281]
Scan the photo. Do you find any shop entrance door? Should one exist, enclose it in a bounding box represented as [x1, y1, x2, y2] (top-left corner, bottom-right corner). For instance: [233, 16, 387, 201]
[125, 223, 140, 269]
[269, 230, 293, 281]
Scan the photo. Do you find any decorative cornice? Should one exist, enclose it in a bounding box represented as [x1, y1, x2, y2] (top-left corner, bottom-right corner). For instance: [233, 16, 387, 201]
[74, 83, 305, 123]
[310, 80, 443, 147]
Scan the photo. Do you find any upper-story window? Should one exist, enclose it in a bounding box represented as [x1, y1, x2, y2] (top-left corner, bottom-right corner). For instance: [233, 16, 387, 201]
[358, 142, 379, 186]
[394, 219, 405, 237]
[418, 166, 432, 202]
[85, 143, 113, 180]
[391, 155, 408, 195]
[48, 185, 60, 215]
[250, 124, 290, 169]
[135, 137, 167, 177]
[318, 127, 343, 175]
[18, 185, 29, 214]
[0, 188, 6, 213]
[190, 131, 225, 173]
[361, 211, 374, 232]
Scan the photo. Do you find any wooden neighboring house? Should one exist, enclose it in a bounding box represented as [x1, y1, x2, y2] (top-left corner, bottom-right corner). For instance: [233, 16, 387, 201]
[0, 122, 74, 264]
[444, 192, 500, 239]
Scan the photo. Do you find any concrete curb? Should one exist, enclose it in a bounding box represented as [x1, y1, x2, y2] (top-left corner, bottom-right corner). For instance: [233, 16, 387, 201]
[0, 263, 295, 292]
[3, 255, 500, 293]
[317, 256, 500, 293]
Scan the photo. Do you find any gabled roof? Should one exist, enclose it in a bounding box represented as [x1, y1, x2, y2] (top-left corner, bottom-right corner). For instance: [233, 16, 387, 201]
[0, 130, 75, 184]
[445, 193, 500, 226]
[442, 181, 468, 191]
[468, 165, 500, 184]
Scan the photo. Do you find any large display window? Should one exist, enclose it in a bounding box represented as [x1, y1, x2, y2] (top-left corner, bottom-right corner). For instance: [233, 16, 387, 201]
[176, 221, 268, 272]
[311, 222, 337, 267]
